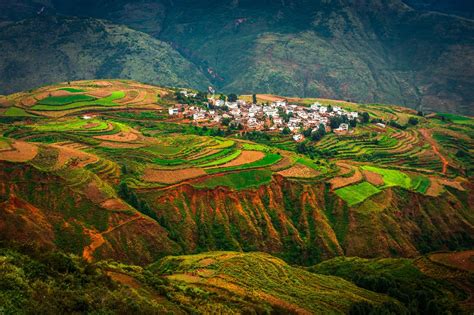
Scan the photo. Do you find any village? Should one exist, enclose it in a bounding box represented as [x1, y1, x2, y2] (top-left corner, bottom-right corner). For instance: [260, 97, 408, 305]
[168, 91, 361, 142]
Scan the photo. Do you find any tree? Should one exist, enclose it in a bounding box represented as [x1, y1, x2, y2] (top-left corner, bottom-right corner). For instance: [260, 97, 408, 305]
[361, 112, 370, 124]
[228, 93, 238, 102]
[252, 94, 257, 104]
[330, 116, 342, 129]
[219, 94, 227, 101]
[303, 127, 312, 137]
[349, 119, 357, 128]
[282, 127, 291, 135]
[318, 123, 326, 136]
[221, 117, 231, 126]
[118, 182, 130, 200]
[408, 117, 419, 125]
[327, 105, 333, 113]
[311, 131, 321, 141]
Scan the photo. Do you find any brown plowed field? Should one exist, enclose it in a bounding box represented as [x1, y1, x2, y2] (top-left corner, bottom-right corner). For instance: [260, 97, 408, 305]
[277, 164, 318, 178]
[208, 151, 265, 169]
[0, 141, 38, 162]
[143, 167, 206, 184]
[362, 169, 384, 186]
[329, 166, 363, 190]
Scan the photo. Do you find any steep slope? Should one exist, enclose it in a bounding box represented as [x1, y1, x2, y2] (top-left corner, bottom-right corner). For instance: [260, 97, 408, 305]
[309, 252, 474, 313]
[0, 15, 210, 94]
[0, 161, 180, 265]
[141, 177, 474, 265]
[1, 248, 402, 314]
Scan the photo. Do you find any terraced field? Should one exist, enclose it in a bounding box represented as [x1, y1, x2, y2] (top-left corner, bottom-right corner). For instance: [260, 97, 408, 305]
[0, 80, 471, 220]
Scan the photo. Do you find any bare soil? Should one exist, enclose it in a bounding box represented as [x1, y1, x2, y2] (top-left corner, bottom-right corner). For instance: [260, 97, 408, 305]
[143, 167, 207, 184]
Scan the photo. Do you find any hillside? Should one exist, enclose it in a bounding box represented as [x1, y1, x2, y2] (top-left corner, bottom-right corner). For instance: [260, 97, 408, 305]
[1, 248, 404, 314]
[0, 80, 473, 312]
[0, 80, 472, 265]
[0, 15, 210, 94]
[0, 0, 473, 114]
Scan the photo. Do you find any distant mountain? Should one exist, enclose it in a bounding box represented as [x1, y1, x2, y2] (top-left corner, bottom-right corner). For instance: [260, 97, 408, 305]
[0, 15, 210, 94]
[0, 0, 473, 114]
[403, 0, 474, 19]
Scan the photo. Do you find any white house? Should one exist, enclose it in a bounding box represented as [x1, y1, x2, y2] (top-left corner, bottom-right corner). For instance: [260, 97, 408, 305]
[310, 102, 321, 111]
[274, 100, 287, 107]
[168, 108, 179, 115]
[273, 117, 283, 125]
[293, 134, 303, 142]
[193, 112, 206, 120]
[319, 106, 328, 114]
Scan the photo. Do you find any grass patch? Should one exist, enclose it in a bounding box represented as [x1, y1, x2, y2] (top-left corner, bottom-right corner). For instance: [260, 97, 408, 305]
[193, 170, 273, 190]
[3, 107, 35, 117]
[361, 166, 411, 189]
[59, 88, 85, 93]
[201, 150, 241, 167]
[32, 91, 125, 111]
[335, 182, 381, 206]
[437, 113, 474, 126]
[410, 176, 430, 194]
[206, 153, 281, 173]
[37, 94, 95, 105]
[241, 143, 271, 152]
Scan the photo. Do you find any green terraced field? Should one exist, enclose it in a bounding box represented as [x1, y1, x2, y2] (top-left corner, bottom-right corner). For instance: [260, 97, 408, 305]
[206, 152, 281, 174]
[361, 166, 412, 189]
[194, 170, 273, 190]
[37, 94, 95, 105]
[3, 107, 35, 117]
[31, 91, 125, 110]
[335, 182, 381, 206]
[201, 150, 242, 167]
[59, 88, 86, 93]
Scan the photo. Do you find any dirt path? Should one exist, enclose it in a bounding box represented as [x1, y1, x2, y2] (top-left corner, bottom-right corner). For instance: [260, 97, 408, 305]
[82, 215, 140, 262]
[419, 129, 448, 174]
[430, 250, 474, 272]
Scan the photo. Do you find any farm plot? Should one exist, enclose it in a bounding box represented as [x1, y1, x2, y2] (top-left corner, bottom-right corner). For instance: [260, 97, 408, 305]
[277, 163, 319, 178]
[3, 107, 36, 117]
[361, 166, 411, 189]
[31, 91, 125, 111]
[205, 153, 282, 174]
[193, 170, 273, 190]
[143, 167, 206, 184]
[0, 140, 38, 162]
[329, 165, 363, 190]
[335, 182, 381, 206]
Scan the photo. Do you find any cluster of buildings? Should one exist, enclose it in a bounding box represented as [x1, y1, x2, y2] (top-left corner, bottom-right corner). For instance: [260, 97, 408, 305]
[168, 96, 359, 141]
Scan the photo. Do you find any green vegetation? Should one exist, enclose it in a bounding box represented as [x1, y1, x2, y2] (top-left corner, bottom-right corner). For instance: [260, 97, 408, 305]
[194, 170, 273, 190]
[3, 107, 35, 117]
[59, 88, 86, 93]
[200, 150, 241, 167]
[437, 113, 474, 125]
[361, 166, 411, 189]
[410, 176, 431, 194]
[37, 94, 96, 105]
[31, 91, 125, 111]
[241, 143, 271, 152]
[309, 256, 466, 314]
[335, 182, 381, 206]
[206, 153, 281, 174]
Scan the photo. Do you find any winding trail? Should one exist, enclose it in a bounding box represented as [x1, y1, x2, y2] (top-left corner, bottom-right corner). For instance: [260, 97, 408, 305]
[419, 129, 448, 174]
[82, 215, 140, 262]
